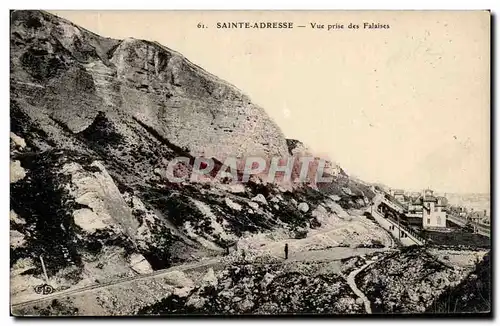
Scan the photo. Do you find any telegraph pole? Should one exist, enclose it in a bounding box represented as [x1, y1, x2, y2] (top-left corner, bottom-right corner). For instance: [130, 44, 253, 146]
[39, 254, 49, 284]
[40, 255, 49, 284]
[398, 213, 401, 241]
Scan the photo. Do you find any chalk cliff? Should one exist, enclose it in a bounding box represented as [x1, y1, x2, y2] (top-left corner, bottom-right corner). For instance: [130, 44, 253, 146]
[10, 10, 375, 304]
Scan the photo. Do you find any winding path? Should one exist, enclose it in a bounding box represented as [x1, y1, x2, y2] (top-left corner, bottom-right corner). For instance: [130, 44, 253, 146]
[346, 261, 375, 314]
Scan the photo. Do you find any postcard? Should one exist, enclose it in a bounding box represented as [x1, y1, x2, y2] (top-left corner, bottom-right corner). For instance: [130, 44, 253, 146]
[10, 10, 491, 316]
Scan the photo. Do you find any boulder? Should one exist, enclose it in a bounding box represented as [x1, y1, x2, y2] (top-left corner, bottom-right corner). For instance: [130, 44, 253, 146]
[298, 202, 310, 213]
[248, 201, 259, 211]
[10, 230, 26, 248]
[329, 195, 341, 201]
[129, 253, 153, 274]
[201, 268, 218, 288]
[10, 132, 26, 149]
[270, 196, 280, 203]
[10, 160, 26, 183]
[225, 198, 242, 211]
[251, 194, 268, 205]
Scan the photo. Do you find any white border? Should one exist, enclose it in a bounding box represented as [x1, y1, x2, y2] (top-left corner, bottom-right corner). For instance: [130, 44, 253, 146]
[1, 0, 499, 10]
[2, 1, 498, 325]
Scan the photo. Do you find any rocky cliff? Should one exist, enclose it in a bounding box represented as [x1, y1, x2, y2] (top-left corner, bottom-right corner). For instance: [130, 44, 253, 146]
[11, 10, 289, 160]
[10, 10, 377, 305]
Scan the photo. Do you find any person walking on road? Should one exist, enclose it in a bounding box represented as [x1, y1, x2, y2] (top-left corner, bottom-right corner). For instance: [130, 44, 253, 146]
[284, 243, 289, 260]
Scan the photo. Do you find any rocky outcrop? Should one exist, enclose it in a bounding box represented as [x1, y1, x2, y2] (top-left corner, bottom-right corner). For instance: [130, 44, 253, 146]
[9, 151, 157, 293]
[426, 251, 491, 313]
[140, 261, 365, 315]
[357, 246, 470, 313]
[62, 160, 139, 238]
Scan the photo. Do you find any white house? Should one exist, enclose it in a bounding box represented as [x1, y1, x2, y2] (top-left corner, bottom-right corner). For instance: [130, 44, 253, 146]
[421, 189, 447, 229]
[404, 189, 448, 229]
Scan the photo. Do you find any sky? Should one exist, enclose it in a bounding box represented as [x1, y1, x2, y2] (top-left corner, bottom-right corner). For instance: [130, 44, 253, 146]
[50, 10, 490, 194]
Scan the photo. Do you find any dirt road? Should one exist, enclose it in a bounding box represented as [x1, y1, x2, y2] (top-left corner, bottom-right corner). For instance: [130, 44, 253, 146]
[11, 257, 220, 309]
[347, 261, 375, 314]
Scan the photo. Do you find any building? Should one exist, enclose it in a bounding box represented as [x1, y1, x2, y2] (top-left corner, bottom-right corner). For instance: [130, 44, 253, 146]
[468, 210, 490, 225]
[407, 197, 423, 218]
[422, 189, 447, 229]
[389, 189, 406, 203]
[410, 191, 420, 197]
[404, 189, 447, 229]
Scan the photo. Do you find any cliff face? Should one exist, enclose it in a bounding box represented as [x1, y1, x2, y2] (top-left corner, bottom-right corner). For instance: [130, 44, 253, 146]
[10, 10, 376, 305]
[10, 10, 289, 160]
